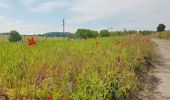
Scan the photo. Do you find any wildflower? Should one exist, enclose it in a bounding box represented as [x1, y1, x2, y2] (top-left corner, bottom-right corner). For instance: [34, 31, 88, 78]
[27, 38, 36, 46]
[49, 96, 52, 100]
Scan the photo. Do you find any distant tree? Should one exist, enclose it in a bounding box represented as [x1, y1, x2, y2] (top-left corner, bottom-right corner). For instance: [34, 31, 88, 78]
[75, 29, 98, 39]
[8, 30, 22, 42]
[157, 24, 166, 32]
[99, 29, 110, 37]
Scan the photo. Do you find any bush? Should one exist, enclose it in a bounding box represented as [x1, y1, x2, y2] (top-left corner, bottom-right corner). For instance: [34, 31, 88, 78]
[75, 29, 98, 39]
[8, 30, 22, 42]
[99, 30, 110, 37]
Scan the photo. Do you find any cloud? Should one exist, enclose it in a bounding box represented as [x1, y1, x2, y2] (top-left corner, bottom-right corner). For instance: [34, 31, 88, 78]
[67, 0, 170, 29]
[36, 1, 65, 13]
[19, 0, 38, 6]
[1, 0, 170, 33]
[15, 20, 23, 24]
[0, 16, 65, 34]
[0, 16, 6, 20]
[0, 0, 10, 9]
[20, 0, 70, 13]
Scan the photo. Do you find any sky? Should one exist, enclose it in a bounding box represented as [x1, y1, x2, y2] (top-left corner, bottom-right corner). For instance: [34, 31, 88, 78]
[0, 0, 170, 35]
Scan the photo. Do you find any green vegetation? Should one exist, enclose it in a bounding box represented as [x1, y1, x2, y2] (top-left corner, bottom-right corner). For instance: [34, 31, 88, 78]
[157, 24, 166, 32]
[0, 35, 155, 99]
[110, 30, 137, 36]
[110, 30, 155, 36]
[99, 29, 111, 37]
[139, 30, 155, 35]
[75, 29, 98, 39]
[8, 30, 22, 42]
[75, 29, 154, 39]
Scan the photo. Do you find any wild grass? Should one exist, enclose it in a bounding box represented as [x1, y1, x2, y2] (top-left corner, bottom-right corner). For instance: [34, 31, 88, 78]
[157, 30, 170, 40]
[0, 35, 154, 99]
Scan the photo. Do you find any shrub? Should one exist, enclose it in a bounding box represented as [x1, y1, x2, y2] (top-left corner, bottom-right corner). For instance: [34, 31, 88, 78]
[75, 29, 98, 39]
[99, 29, 110, 37]
[8, 30, 22, 42]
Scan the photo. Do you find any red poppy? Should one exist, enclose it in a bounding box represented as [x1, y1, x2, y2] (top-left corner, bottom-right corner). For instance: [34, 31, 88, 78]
[49, 96, 52, 100]
[27, 38, 36, 46]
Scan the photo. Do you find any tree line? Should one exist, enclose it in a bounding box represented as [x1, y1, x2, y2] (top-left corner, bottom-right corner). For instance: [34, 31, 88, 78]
[3, 24, 167, 42]
[76, 24, 166, 39]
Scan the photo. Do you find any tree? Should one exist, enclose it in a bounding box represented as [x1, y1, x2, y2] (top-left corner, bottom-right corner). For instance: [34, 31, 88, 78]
[157, 24, 166, 32]
[8, 30, 22, 42]
[75, 29, 98, 39]
[99, 29, 110, 37]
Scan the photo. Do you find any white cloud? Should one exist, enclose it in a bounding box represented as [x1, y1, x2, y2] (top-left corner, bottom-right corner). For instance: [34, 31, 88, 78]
[36, 1, 63, 13]
[19, 0, 38, 6]
[15, 20, 23, 24]
[0, 0, 10, 9]
[1, 0, 170, 33]
[67, 0, 170, 29]
[0, 16, 65, 34]
[0, 16, 6, 20]
[20, 0, 69, 13]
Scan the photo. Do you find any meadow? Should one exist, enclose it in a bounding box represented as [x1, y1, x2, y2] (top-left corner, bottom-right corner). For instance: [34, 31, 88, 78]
[0, 35, 155, 99]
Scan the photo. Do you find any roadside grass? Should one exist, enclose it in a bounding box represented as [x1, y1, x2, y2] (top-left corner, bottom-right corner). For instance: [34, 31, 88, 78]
[154, 30, 170, 40]
[0, 35, 155, 99]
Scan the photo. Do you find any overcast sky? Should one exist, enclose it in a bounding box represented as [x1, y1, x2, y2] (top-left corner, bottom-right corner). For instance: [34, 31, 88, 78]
[0, 0, 170, 34]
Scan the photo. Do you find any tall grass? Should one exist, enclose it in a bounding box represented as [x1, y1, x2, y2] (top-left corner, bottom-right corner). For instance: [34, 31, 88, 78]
[158, 30, 170, 40]
[0, 35, 154, 99]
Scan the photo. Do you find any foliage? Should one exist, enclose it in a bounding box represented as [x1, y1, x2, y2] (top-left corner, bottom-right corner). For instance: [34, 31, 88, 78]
[111, 30, 137, 36]
[139, 30, 155, 35]
[157, 24, 166, 32]
[75, 29, 98, 39]
[0, 35, 154, 99]
[99, 29, 110, 37]
[8, 30, 22, 42]
[110, 30, 154, 36]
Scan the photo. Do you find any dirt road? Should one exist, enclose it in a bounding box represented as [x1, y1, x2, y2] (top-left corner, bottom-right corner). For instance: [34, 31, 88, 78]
[152, 39, 170, 100]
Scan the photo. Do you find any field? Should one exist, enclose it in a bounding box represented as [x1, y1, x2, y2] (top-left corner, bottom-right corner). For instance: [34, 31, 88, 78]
[0, 35, 155, 99]
[158, 30, 170, 40]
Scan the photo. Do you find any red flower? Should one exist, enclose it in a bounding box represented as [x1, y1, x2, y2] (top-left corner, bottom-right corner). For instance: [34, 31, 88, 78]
[27, 38, 36, 46]
[49, 96, 52, 100]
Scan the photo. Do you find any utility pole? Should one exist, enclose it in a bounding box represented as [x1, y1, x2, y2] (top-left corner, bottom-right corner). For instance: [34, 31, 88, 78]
[63, 19, 65, 33]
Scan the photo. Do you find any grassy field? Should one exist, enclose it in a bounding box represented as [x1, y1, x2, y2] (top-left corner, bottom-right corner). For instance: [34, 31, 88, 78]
[0, 35, 155, 99]
[153, 30, 170, 40]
